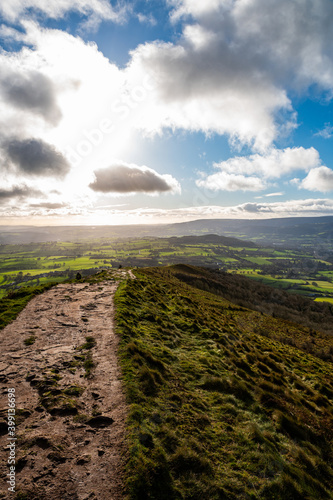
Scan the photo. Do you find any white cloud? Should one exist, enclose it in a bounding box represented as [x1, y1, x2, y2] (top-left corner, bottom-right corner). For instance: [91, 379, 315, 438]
[196, 147, 323, 192]
[0, 0, 126, 25]
[126, 0, 333, 151]
[264, 192, 284, 197]
[196, 171, 266, 192]
[137, 13, 157, 26]
[168, 0, 228, 22]
[300, 166, 333, 192]
[315, 123, 333, 139]
[128, 36, 292, 151]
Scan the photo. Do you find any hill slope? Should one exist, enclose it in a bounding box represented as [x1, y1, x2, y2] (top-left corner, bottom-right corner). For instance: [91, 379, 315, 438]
[115, 266, 333, 500]
[170, 264, 333, 341]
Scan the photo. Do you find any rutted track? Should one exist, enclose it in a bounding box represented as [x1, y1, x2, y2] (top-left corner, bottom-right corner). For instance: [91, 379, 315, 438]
[0, 276, 128, 499]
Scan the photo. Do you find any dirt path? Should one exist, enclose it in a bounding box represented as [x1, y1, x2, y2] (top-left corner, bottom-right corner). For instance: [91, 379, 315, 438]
[0, 275, 128, 499]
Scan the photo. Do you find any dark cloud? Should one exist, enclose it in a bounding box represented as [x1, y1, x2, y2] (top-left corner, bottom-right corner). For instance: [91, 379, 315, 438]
[4, 138, 70, 178]
[1, 70, 62, 125]
[0, 185, 43, 202]
[29, 202, 67, 209]
[89, 165, 175, 193]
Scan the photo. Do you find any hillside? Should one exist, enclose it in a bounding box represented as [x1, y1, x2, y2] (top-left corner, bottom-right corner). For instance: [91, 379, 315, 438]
[170, 265, 333, 341]
[0, 267, 332, 499]
[115, 266, 333, 499]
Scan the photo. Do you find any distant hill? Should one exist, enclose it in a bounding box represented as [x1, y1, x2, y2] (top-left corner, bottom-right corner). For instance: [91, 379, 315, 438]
[1, 216, 333, 247]
[161, 216, 333, 248]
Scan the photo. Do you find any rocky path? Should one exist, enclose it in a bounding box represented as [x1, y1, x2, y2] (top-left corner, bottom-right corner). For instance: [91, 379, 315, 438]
[0, 275, 128, 499]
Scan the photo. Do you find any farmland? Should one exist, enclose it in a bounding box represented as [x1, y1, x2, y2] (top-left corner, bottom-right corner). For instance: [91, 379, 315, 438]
[1, 234, 333, 303]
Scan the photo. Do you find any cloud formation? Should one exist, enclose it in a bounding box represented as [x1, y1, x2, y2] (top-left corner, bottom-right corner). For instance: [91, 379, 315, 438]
[0, 185, 42, 202]
[315, 124, 333, 139]
[300, 167, 333, 192]
[196, 147, 325, 192]
[0, 0, 126, 25]
[0, 69, 62, 125]
[29, 202, 67, 209]
[197, 172, 265, 192]
[127, 0, 333, 150]
[3, 138, 70, 178]
[0, 2, 332, 222]
[75, 198, 333, 225]
[89, 164, 181, 194]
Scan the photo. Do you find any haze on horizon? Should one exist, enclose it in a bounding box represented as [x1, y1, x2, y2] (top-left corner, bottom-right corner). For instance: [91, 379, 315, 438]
[0, 0, 333, 226]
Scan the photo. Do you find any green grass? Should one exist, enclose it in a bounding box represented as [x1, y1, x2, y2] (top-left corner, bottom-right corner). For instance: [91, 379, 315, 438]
[0, 282, 58, 330]
[116, 266, 333, 500]
[24, 335, 36, 346]
[1, 235, 332, 306]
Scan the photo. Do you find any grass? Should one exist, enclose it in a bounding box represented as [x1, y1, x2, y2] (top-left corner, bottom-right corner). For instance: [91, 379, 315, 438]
[75, 336, 97, 377]
[24, 335, 36, 346]
[0, 282, 58, 330]
[115, 266, 333, 500]
[315, 297, 333, 304]
[1, 262, 332, 498]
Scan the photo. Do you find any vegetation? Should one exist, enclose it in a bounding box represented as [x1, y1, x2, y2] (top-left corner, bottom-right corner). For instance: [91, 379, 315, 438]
[171, 265, 333, 340]
[1, 259, 332, 499]
[0, 282, 57, 330]
[1, 233, 333, 303]
[115, 266, 333, 499]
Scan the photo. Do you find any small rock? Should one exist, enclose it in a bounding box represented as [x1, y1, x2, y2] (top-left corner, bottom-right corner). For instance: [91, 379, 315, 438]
[47, 451, 67, 463]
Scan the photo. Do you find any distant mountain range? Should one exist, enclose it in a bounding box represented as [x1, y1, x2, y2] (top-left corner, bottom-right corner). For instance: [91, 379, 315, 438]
[1, 215, 333, 248]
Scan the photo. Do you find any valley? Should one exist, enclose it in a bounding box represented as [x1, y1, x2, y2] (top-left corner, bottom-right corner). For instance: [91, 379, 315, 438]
[1, 232, 333, 304]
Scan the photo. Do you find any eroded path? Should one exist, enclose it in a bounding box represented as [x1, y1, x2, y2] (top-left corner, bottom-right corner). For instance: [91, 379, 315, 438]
[0, 275, 128, 499]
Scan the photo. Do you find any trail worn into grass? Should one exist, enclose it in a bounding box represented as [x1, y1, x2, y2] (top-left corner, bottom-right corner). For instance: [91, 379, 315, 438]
[0, 277, 128, 500]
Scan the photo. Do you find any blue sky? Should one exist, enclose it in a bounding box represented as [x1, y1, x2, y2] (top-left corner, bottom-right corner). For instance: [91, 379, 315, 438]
[0, 0, 333, 225]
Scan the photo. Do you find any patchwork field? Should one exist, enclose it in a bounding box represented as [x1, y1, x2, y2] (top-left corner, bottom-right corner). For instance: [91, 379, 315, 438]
[1, 233, 333, 303]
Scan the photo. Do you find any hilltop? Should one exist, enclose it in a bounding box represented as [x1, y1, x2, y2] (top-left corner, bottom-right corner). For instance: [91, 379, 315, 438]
[0, 267, 332, 499]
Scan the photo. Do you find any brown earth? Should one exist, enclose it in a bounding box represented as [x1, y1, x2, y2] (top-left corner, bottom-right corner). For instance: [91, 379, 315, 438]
[0, 273, 129, 500]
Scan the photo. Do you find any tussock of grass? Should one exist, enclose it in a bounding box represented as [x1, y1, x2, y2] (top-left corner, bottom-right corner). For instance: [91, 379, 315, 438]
[24, 335, 36, 346]
[116, 266, 333, 499]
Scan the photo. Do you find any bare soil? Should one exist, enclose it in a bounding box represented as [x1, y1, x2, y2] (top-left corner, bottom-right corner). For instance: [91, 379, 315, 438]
[0, 277, 128, 500]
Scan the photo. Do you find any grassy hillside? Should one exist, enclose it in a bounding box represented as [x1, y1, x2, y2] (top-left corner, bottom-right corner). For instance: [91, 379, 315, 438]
[115, 266, 333, 500]
[170, 265, 333, 343]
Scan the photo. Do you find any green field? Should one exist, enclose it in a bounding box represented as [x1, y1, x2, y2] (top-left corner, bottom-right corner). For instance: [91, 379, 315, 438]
[0, 234, 332, 302]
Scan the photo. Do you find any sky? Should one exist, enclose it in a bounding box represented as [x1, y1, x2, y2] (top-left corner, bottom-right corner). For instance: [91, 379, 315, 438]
[0, 0, 333, 226]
